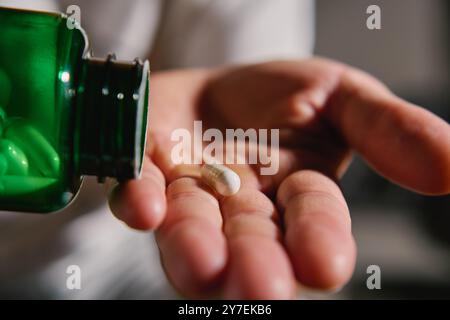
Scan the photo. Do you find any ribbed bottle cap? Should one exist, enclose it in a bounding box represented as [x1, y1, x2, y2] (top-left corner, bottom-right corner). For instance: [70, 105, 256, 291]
[76, 54, 149, 182]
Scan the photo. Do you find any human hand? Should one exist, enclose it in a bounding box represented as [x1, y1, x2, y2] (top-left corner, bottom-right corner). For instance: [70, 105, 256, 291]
[108, 58, 450, 299]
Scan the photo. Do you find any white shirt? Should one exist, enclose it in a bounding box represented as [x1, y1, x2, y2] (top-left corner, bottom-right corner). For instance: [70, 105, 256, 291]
[0, 0, 314, 299]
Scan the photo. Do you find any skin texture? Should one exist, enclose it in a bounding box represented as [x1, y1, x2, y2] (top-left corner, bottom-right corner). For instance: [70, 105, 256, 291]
[108, 58, 450, 299]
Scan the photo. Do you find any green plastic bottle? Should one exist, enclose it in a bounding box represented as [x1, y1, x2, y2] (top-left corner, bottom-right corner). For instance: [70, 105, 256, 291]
[0, 7, 150, 213]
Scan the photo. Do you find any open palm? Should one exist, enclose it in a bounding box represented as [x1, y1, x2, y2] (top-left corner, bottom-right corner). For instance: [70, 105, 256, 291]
[108, 58, 450, 299]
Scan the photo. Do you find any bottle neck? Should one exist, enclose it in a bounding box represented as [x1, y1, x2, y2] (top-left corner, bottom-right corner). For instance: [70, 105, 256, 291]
[75, 54, 149, 182]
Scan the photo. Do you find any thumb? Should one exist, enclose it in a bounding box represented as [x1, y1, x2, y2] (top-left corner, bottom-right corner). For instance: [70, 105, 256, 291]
[107, 155, 167, 230]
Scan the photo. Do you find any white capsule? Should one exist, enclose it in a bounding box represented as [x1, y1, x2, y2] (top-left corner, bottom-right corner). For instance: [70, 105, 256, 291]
[200, 163, 240, 196]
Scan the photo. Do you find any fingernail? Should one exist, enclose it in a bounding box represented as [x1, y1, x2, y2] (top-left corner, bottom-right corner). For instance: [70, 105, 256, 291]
[296, 101, 316, 123]
[104, 177, 119, 198]
[309, 89, 328, 109]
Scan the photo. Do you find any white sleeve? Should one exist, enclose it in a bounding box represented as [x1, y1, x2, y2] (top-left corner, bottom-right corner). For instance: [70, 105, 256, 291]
[0, 0, 59, 11]
[0, 0, 163, 60]
[56, 0, 163, 59]
[151, 0, 315, 69]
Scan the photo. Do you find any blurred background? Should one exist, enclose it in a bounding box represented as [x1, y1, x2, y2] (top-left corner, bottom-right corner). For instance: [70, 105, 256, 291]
[314, 0, 450, 299]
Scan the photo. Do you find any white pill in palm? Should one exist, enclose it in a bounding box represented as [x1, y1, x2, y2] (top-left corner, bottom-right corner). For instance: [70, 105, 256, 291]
[200, 163, 241, 196]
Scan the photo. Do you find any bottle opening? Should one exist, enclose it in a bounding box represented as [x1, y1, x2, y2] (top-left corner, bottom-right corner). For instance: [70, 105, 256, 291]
[75, 54, 150, 182]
